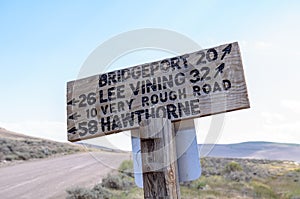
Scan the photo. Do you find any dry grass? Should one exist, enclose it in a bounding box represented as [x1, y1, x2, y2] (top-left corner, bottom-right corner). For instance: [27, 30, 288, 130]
[66, 158, 300, 199]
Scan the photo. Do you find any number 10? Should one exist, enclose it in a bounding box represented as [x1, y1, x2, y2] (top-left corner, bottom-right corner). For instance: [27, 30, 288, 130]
[86, 108, 97, 118]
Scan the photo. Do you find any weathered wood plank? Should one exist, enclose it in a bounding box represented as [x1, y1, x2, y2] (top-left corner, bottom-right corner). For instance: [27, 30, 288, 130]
[67, 42, 250, 141]
[140, 118, 180, 199]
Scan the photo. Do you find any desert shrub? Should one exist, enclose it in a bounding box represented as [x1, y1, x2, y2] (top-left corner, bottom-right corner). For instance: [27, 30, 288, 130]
[66, 187, 94, 199]
[225, 171, 251, 182]
[101, 174, 125, 190]
[224, 161, 243, 173]
[188, 176, 207, 189]
[101, 172, 134, 190]
[251, 181, 277, 198]
[91, 184, 111, 199]
[120, 173, 134, 188]
[295, 168, 300, 173]
[193, 178, 207, 190]
[118, 160, 134, 177]
[16, 152, 31, 160]
[5, 154, 18, 161]
[66, 187, 98, 199]
[206, 175, 227, 188]
[24, 140, 34, 145]
[34, 151, 47, 159]
[66, 185, 111, 199]
[0, 152, 4, 161]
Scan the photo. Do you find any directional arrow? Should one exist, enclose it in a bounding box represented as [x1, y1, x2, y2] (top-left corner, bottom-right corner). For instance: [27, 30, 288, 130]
[214, 63, 225, 78]
[221, 44, 232, 60]
[67, 127, 77, 134]
[68, 112, 81, 120]
[67, 98, 79, 106]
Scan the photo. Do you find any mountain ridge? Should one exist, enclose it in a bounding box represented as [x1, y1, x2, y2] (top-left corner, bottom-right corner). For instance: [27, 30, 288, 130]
[198, 141, 300, 162]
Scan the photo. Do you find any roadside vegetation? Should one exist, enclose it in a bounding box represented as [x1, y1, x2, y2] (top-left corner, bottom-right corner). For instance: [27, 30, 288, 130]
[0, 136, 84, 164]
[66, 158, 300, 199]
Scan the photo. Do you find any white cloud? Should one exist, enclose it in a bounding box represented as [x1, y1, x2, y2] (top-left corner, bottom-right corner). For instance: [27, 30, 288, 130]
[259, 111, 300, 143]
[261, 121, 300, 144]
[263, 121, 300, 133]
[261, 112, 285, 124]
[281, 99, 300, 114]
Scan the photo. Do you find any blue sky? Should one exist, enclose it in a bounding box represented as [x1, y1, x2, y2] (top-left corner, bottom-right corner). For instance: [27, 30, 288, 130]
[1, 1, 300, 149]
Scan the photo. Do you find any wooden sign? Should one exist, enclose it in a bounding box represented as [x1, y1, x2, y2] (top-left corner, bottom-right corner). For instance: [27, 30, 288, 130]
[67, 42, 249, 141]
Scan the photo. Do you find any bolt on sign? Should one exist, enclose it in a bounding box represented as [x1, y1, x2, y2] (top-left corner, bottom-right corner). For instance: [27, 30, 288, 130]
[67, 42, 250, 142]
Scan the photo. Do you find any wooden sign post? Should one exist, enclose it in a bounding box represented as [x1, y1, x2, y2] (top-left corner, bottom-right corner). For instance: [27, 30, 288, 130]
[66, 42, 250, 199]
[139, 118, 180, 198]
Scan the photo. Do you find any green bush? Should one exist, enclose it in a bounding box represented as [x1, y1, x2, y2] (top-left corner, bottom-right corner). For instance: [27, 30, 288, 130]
[5, 154, 18, 161]
[251, 181, 277, 198]
[101, 174, 125, 190]
[0, 152, 4, 161]
[224, 161, 243, 173]
[91, 184, 111, 199]
[16, 152, 31, 160]
[190, 177, 208, 190]
[66, 187, 94, 199]
[294, 168, 300, 173]
[101, 172, 134, 190]
[66, 185, 111, 199]
[118, 160, 133, 177]
[195, 180, 207, 190]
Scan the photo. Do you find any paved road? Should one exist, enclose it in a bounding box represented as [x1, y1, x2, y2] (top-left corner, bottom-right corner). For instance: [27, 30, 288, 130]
[0, 152, 130, 199]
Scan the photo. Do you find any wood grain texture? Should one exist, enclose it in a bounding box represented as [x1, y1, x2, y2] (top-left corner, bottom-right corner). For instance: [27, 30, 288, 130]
[67, 42, 250, 141]
[140, 118, 180, 199]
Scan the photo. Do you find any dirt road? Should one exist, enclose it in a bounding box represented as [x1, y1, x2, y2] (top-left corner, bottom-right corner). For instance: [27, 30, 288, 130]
[0, 152, 130, 199]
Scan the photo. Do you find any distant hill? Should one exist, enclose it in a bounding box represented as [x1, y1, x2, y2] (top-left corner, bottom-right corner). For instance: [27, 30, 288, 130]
[0, 127, 84, 164]
[76, 142, 124, 153]
[199, 141, 300, 162]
